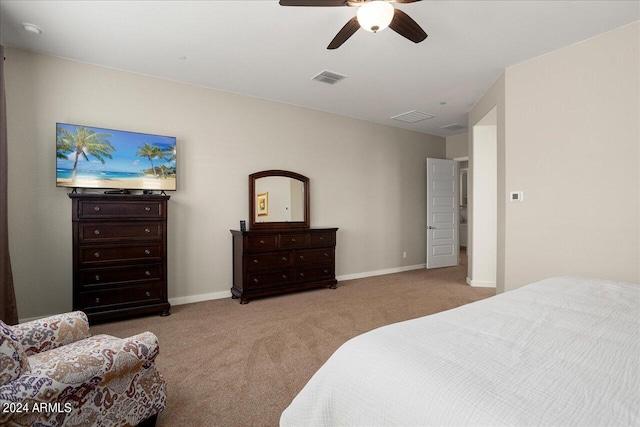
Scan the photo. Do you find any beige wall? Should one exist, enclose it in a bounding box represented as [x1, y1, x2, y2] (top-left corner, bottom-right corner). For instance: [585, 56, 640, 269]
[503, 22, 639, 289]
[470, 22, 639, 292]
[445, 132, 469, 159]
[5, 48, 445, 319]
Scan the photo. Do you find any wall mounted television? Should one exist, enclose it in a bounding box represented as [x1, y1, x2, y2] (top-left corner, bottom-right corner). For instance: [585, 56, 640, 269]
[56, 123, 177, 191]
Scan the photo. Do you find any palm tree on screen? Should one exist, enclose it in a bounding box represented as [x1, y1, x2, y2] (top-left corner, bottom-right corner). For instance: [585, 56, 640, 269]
[161, 144, 177, 178]
[57, 126, 115, 182]
[158, 164, 170, 179]
[164, 144, 176, 163]
[136, 143, 164, 178]
[56, 127, 72, 159]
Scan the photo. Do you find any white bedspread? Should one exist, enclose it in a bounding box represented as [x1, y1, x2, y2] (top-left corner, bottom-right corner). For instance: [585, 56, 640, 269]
[280, 277, 640, 426]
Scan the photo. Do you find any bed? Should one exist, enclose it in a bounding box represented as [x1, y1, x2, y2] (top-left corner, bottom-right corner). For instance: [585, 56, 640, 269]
[280, 277, 639, 426]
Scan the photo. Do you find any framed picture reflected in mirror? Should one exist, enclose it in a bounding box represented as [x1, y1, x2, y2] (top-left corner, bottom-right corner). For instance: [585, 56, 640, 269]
[257, 192, 269, 217]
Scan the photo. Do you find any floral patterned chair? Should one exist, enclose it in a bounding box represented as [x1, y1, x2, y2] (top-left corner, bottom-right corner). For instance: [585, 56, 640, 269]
[0, 311, 166, 427]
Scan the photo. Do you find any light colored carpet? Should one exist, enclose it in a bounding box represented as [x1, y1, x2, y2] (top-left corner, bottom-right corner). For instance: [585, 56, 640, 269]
[92, 252, 494, 426]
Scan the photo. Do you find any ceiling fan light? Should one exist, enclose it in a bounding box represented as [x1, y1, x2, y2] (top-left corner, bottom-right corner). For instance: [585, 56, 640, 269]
[357, 1, 394, 33]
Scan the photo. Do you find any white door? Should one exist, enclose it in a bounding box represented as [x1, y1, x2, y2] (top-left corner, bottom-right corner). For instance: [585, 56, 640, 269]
[426, 158, 459, 268]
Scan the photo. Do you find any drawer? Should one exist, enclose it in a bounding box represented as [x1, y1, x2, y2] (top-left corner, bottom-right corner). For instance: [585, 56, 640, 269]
[246, 235, 279, 251]
[295, 264, 334, 284]
[246, 252, 292, 271]
[309, 233, 334, 247]
[78, 264, 162, 288]
[280, 233, 309, 248]
[246, 270, 293, 291]
[79, 222, 163, 243]
[79, 284, 163, 309]
[79, 244, 162, 266]
[78, 200, 165, 219]
[295, 248, 334, 266]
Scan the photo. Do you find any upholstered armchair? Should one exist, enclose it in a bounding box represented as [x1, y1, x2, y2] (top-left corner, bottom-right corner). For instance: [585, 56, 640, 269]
[0, 311, 166, 427]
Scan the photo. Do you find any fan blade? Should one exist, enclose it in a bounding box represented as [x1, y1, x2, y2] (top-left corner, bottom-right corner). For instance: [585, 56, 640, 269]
[327, 17, 360, 49]
[279, 0, 347, 6]
[389, 9, 427, 43]
[394, 0, 422, 3]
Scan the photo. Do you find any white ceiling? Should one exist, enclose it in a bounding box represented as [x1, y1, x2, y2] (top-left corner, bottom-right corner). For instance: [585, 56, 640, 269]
[1, 1, 638, 137]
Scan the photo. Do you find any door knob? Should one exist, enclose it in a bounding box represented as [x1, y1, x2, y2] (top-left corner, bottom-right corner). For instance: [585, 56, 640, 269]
[427, 226, 435, 230]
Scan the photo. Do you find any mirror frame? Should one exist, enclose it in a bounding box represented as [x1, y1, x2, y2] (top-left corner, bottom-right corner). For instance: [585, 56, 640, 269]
[249, 170, 310, 230]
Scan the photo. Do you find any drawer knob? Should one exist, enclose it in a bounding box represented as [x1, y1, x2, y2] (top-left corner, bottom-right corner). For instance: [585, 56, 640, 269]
[145, 206, 151, 212]
[94, 229, 101, 235]
[253, 259, 259, 264]
[93, 206, 101, 212]
[291, 238, 296, 242]
[324, 253, 329, 257]
[282, 275, 288, 279]
[145, 249, 151, 255]
[319, 236, 324, 240]
[324, 269, 329, 274]
[299, 272, 304, 277]
[145, 291, 151, 297]
[259, 240, 265, 244]
[144, 228, 151, 234]
[95, 275, 100, 281]
[95, 297, 101, 304]
[299, 255, 304, 259]
[94, 252, 101, 258]
[145, 271, 151, 276]
[281, 257, 287, 261]
[253, 278, 259, 283]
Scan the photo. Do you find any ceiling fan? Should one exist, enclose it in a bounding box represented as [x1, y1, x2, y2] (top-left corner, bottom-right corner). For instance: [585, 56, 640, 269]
[279, 0, 428, 50]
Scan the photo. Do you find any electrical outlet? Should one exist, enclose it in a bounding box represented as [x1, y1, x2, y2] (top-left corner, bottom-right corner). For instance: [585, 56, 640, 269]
[402, 251, 407, 259]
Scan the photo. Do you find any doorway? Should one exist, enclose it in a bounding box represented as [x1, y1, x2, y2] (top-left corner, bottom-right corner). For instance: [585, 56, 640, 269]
[469, 107, 497, 287]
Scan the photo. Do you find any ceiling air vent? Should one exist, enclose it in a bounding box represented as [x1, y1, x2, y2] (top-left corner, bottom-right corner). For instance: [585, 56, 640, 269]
[440, 123, 468, 131]
[391, 110, 436, 123]
[311, 70, 347, 85]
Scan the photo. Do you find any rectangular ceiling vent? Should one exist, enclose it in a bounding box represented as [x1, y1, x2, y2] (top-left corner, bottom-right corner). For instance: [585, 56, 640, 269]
[311, 70, 347, 85]
[440, 123, 468, 131]
[391, 110, 436, 123]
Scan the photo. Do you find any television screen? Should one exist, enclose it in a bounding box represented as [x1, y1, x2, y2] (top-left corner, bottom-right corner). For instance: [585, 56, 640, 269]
[56, 123, 177, 191]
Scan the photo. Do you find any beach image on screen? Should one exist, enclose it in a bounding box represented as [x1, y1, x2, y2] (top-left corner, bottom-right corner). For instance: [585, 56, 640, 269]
[56, 123, 177, 190]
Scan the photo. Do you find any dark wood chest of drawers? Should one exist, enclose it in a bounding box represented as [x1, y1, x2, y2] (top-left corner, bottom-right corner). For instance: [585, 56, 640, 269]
[230, 228, 338, 303]
[69, 194, 171, 322]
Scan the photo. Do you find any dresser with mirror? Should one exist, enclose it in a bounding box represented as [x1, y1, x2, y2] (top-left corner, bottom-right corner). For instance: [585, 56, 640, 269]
[230, 170, 338, 304]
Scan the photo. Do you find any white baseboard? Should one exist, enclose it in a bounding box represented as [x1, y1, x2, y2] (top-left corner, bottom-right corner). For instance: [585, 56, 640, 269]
[169, 290, 232, 306]
[19, 265, 429, 322]
[337, 264, 425, 282]
[172, 265, 427, 305]
[466, 277, 496, 288]
[174, 265, 427, 306]
[18, 291, 233, 323]
[18, 315, 50, 323]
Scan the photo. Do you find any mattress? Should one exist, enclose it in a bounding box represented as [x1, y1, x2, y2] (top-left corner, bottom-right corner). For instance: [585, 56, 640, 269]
[280, 276, 640, 426]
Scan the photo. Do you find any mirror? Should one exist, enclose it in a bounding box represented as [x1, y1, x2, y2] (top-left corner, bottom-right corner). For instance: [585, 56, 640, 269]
[459, 168, 468, 207]
[249, 170, 310, 230]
